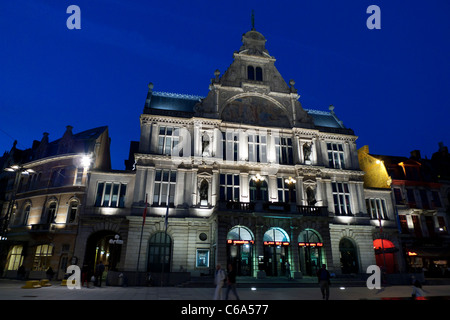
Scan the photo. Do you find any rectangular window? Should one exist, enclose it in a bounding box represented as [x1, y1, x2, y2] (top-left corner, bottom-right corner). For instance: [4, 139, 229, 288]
[412, 215, 422, 238]
[275, 136, 293, 165]
[431, 191, 442, 208]
[332, 182, 351, 215]
[248, 134, 267, 163]
[399, 215, 409, 234]
[365, 198, 388, 220]
[219, 173, 240, 202]
[437, 216, 447, 234]
[95, 182, 127, 208]
[277, 177, 296, 203]
[327, 143, 345, 169]
[222, 131, 239, 161]
[33, 244, 53, 271]
[406, 189, 416, 208]
[153, 169, 176, 206]
[393, 188, 403, 205]
[157, 126, 179, 156]
[419, 190, 430, 209]
[75, 167, 84, 185]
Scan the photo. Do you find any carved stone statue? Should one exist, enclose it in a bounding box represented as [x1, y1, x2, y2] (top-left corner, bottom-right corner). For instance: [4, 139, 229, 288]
[303, 142, 312, 162]
[306, 187, 317, 206]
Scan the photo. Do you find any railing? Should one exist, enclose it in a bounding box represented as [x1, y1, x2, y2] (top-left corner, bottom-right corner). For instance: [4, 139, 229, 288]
[218, 200, 328, 216]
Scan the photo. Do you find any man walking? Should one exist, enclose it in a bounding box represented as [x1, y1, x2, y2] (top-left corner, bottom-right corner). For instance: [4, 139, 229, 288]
[225, 264, 240, 300]
[317, 264, 331, 300]
[214, 264, 226, 300]
[95, 261, 105, 287]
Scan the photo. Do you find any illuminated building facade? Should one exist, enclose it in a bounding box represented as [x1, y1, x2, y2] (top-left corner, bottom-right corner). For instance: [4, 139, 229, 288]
[124, 28, 377, 280]
[359, 145, 450, 278]
[0, 126, 111, 280]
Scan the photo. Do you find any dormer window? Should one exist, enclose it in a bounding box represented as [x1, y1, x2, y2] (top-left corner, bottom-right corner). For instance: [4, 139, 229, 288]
[247, 66, 263, 81]
[247, 66, 255, 80]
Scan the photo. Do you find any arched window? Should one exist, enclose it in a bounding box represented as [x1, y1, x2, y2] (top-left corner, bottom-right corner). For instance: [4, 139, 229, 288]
[44, 202, 57, 224]
[255, 67, 263, 81]
[147, 232, 171, 273]
[67, 200, 78, 223]
[298, 229, 324, 276]
[227, 226, 254, 241]
[247, 66, 255, 80]
[22, 204, 31, 226]
[264, 227, 290, 243]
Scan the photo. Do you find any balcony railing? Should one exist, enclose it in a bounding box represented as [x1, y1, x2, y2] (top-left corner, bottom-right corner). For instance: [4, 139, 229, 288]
[218, 200, 328, 216]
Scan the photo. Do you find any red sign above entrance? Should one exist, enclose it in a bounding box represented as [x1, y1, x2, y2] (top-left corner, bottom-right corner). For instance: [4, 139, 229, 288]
[227, 240, 254, 245]
[264, 241, 290, 246]
[298, 242, 323, 247]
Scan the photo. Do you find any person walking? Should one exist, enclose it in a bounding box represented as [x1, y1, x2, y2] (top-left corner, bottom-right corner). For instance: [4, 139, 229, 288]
[213, 264, 226, 300]
[46, 266, 55, 281]
[225, 264, 240, 300]
[95, 261, 105, 287]
[285, 261, 292, 280]
[317, 264, 331, 300]
[411, 280, 426, 300]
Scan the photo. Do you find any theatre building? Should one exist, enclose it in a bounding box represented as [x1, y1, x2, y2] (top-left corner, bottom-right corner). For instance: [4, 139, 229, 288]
[124, 27, 377, 280]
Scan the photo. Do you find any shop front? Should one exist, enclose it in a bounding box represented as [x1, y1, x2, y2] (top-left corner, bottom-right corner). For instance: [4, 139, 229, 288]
[298, 229, 324, 276]
[263, 227, 290, 277]
[226, 226, 254, 276]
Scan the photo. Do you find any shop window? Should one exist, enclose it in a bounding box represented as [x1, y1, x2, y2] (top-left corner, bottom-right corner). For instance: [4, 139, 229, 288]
[33, 244, 53, 271]
[6, 245, 23, 271]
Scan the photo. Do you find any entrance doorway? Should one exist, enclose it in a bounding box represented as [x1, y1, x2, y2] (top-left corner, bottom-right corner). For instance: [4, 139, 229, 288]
[147, 232, 171, 273]
[263, 227, 290, 277]
[83, 230, 121, 276]
[226, 226, 254, 276]
[339, 238, 359, 274]
[373, 239, 397, 273]
[298, 229, 324, 276]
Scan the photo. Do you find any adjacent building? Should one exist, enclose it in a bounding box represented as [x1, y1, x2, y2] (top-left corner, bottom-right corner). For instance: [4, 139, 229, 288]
[0, 126, 111, 280]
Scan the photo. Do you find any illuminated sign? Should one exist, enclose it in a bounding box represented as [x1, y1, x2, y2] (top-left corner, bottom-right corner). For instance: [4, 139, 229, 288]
[407, 251, 417, 256]
[227, 240, 254, 245]
[264, 241, 290, 246]
[298, 242, 323, 247]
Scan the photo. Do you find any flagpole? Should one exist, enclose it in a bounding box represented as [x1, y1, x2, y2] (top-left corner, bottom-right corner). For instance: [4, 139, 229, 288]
[137, 194, 148, 283]
[161, 191, 170, 286]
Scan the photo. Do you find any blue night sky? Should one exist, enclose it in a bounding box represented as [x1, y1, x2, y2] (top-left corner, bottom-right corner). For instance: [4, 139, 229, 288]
[1, 0, 449, 170]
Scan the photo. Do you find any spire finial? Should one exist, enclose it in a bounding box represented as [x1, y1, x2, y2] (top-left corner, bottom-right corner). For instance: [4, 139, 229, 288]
[251, 10, 255, 30]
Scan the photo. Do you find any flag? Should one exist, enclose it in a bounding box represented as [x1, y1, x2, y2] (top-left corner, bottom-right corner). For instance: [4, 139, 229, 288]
[142, 194, 148, 226]
[164, 199, 169, 230]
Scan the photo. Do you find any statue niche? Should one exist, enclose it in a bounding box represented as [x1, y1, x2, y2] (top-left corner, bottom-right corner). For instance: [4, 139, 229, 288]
[199, 179, 209, 206]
